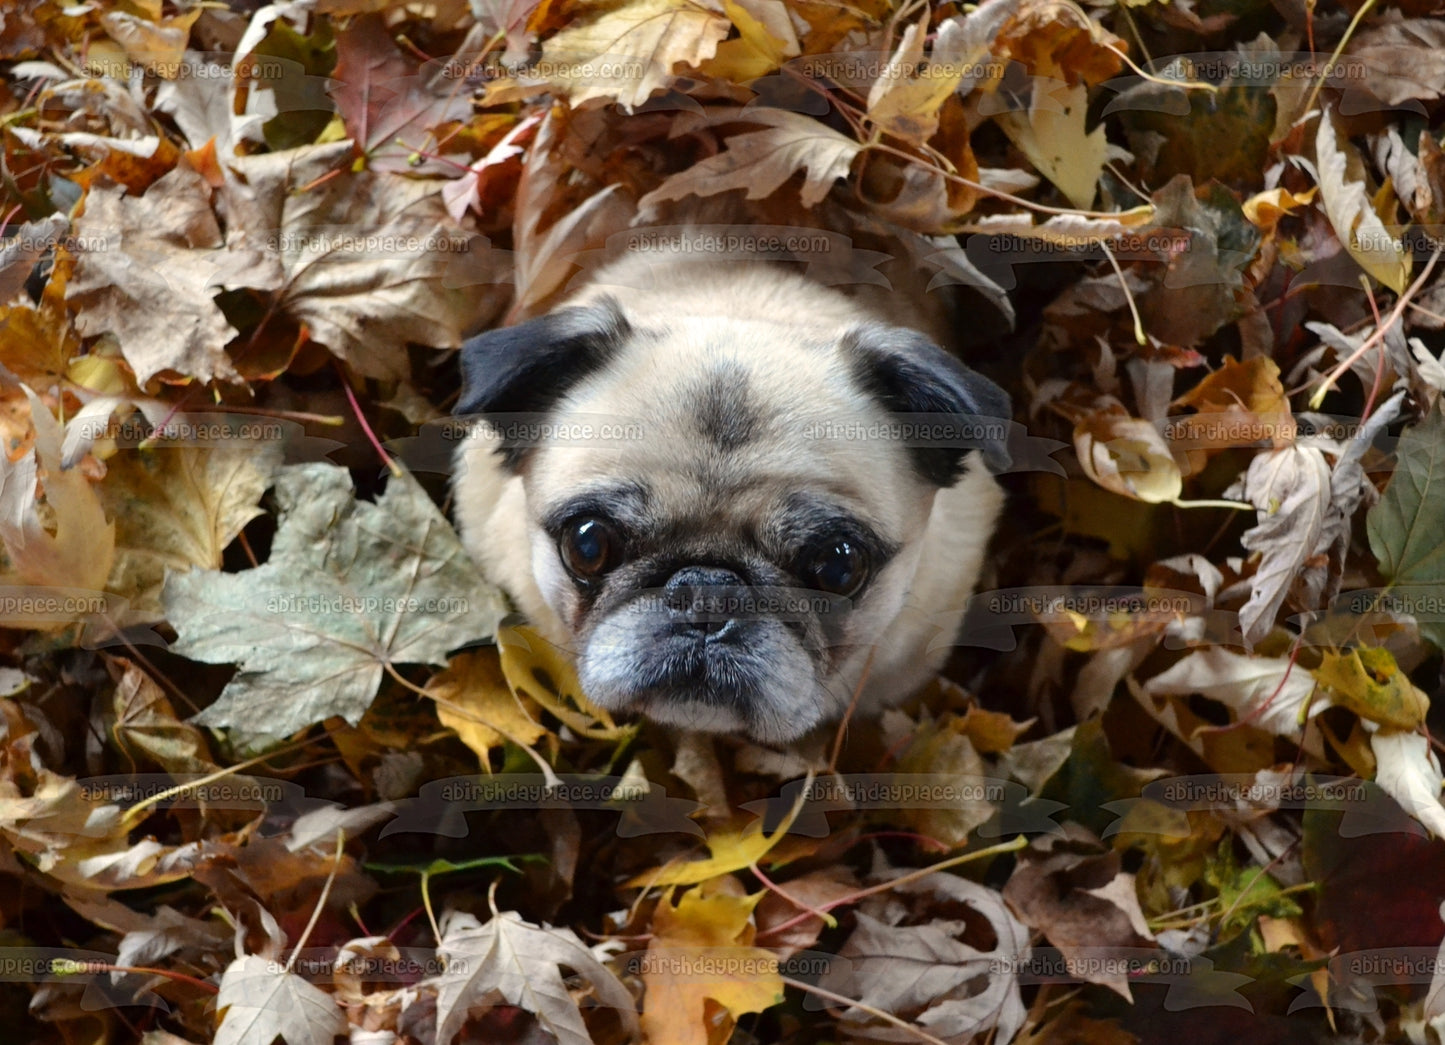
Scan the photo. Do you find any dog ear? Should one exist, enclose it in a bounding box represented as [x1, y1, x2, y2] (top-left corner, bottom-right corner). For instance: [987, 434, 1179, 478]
[455, 297, 631, 469]
[844, 324, 1012, 483]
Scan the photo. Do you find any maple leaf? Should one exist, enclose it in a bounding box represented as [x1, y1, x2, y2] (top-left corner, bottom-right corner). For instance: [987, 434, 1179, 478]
[868, 15, 991, 146]
[66, 164, 241, 386]
[1003, 827, 1155, 1000]
[639, 109, 864, 210]
[1226, 445, 1332, 646]
[163, 462, 508, 737]
[214, 955, 346, 1045]
[430, 908, 639, 1045]
[639, 881, 783, 1045]
[1368, 403, 1445, 649]
[540, 0, 731, 109]
[330, 15, 473, 172]
[220, 141, 507, 380]
[427, 648, 551, 764]
[890, 712, 999, 848]
[0, 389, 116, 628]
[821, 868, 1030, 1043]
[98, 431, 284, 624]
[700, 0, 798, 82]
[996, 76, 1109, 210]
[625, 804, 800, 887]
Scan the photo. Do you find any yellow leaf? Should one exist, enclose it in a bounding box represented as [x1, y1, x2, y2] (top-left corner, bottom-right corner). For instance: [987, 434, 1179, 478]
[497, 625, 631, 740]
[1169, 356, 1297, 474]
[1242, 186, 1317, 232]
[1312, 646, 1429, 731]
[1314, 107, 1410, 292]
[429, 648, 550, 764]
[627, 789, 805, 887]
[701, 0, 798, 81]
[540, 0, 731, 108]
[955, 701, 1032, 754]
[0, 390, 115, 629]
[866, 16, 985, 145]
[1074, 405, 1183, 504]
[640, 880, 784, 1045]
[99, 440, 283, 624]
[996, 78, 1107, 210]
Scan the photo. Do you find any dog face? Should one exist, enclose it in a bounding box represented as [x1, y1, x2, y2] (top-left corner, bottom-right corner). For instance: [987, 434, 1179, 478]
[453, 291, 1009, 743]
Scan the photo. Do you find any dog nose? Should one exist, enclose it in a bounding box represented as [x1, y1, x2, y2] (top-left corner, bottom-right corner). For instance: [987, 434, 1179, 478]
[663, 566, 743, 636]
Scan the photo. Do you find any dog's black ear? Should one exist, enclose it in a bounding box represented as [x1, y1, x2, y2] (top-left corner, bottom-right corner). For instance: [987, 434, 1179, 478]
[455, 298, 631, 469]
[844, 324, 1012, 483]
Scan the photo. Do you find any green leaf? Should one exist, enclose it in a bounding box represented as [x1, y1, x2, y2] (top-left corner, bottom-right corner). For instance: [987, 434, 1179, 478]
[163, 462, 508, 736]
[1367, 404, 1445, 648]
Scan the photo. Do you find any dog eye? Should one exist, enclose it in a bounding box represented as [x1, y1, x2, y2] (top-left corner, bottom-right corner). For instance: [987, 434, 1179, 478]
[560, 517, 623, 579]
[801, 539, 869, 598]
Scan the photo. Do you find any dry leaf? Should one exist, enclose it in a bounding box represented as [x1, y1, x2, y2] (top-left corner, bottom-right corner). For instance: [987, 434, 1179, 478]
[540, 0, 731, 109]
[0, 389, 116, 628]
[66, 164, 241, 386]
[214, 955, 347, 1045]
[99, 435, 284, 624]
[429, 908, 640, 1045]
[1311, 107, 1410, 293]
[1371, 729, 1445, 839]
[1226, 445, 1332, 645]
[640, 109, 864, 209]
[1135, 647, 1327, 739]
[639, 881, 783, 1045]
[428, 647, 550, 764]
[1074, 400, 1184, 504]
[1003, 827, 1155, 1000]
[821, 869, 1030, 1043]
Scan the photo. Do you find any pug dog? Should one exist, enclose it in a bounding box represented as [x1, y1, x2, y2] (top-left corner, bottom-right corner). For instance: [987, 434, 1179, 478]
[451, 246, 1010, 744]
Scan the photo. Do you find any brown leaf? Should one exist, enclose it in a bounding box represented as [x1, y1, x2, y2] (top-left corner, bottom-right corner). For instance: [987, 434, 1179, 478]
[1002, 826, 1156, 1000]
[540, 0, 731, 108]
[99, 435, 283, 624]
[821, 869, 1030, 1042]
[221, 142, 506, 379]
[639, 109, 863, 209]
[67, 164, 241, 386]
[331, 15, 473, 172]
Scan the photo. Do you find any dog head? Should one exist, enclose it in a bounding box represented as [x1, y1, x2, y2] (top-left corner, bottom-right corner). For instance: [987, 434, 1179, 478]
[453, 292, 1009, 743]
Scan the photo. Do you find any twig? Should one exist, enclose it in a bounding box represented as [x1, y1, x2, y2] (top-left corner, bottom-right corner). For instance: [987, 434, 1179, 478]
[1309, 247, 1440, 408]
[759, 835, 1027, 941]
[780, 976, 953, 1045]
[285, 828, 346, 974]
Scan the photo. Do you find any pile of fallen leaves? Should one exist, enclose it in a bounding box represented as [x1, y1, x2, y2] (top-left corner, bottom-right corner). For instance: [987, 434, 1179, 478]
[2, 0, 1445, 1041]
